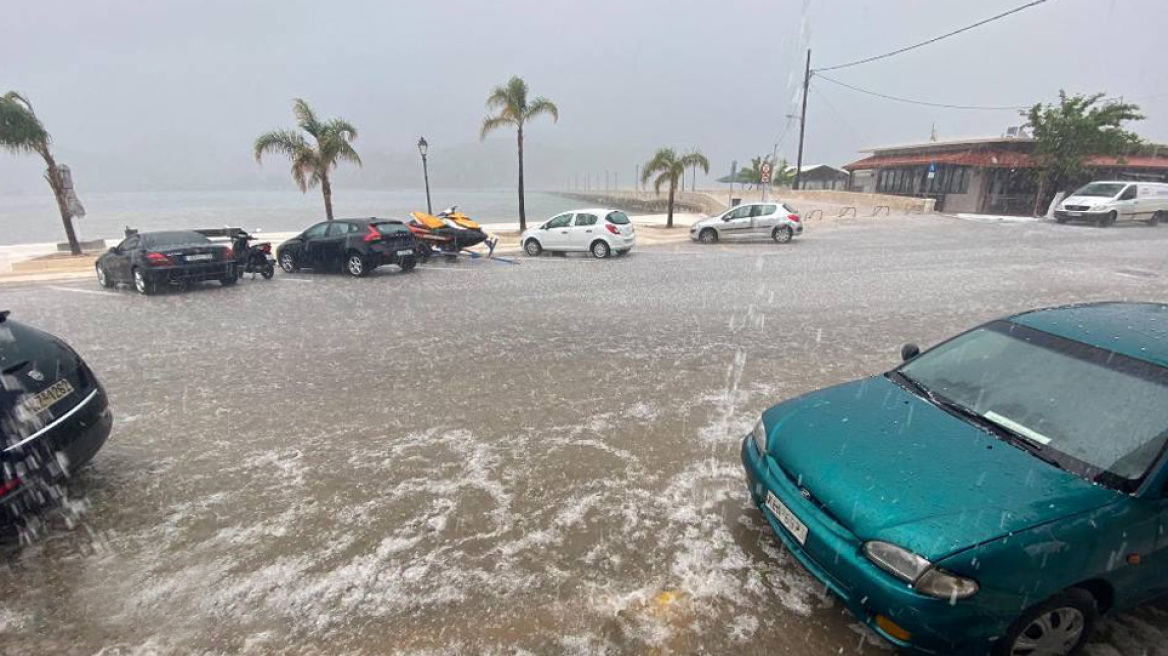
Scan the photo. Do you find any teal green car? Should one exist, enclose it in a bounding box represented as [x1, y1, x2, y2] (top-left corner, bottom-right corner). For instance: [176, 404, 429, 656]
[742, 302, 1168, 655]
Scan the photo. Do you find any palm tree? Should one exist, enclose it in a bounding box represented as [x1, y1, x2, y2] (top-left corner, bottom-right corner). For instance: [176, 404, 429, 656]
[254, 99, 360, 220]
[480, 76, 559, 232]
[0, 92, 82, 254]
[641, 148, 710, 228]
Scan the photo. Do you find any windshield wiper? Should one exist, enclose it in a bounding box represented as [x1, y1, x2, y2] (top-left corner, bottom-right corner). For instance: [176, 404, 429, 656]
[932, 397, 1066, 470]
[889, 371, 1065, 470]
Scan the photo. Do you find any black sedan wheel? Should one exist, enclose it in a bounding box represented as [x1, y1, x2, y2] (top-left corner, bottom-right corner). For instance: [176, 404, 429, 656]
[400, 258, 417, 272]
[132, 268, 153, 295]
[280, 252, 298, 273]
[96, 263, 113, 288]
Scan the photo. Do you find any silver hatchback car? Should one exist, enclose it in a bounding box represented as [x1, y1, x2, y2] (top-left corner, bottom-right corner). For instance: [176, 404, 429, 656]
[689, 201, 803, 244]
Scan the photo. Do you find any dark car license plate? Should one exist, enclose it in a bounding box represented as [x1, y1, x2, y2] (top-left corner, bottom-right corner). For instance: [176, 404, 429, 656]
[185, 253, 213, 262]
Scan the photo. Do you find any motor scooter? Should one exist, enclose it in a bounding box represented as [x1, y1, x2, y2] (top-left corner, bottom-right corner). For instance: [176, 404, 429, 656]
[231, 229, 275, 279]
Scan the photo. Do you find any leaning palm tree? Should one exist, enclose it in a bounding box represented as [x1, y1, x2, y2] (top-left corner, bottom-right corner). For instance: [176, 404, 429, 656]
[254, 99, 360, 220]
[480, 76, 558, 232]
[641, 148, 710, 228]
[0, 92, 82, 254]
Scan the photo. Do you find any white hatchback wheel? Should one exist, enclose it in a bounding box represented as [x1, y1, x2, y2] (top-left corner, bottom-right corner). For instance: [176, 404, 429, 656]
[591, 240, 611, 259]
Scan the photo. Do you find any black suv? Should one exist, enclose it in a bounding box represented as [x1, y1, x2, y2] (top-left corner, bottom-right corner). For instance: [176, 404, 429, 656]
[277, 218, 419, 277]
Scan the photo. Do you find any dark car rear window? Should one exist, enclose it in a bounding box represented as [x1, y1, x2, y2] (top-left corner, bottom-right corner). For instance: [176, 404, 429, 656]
[142, 231, 212, 248]
[606, 211, 630, 225]
[373, 222, 411, 235]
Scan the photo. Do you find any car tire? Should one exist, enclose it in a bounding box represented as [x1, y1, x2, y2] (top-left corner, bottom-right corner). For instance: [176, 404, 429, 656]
[345, 251, 369, 277]
[1148, 211, 1161, 227]
[699, 228, 718, 243]
[524, 239, 543, 257]
[220, 274, 237, 287]
[400, 257, 417, 272]
[96, 263, 113, 288]
[772, 226, 794, 243]
[1097, 212, 1116, 228]
[132, 267, 154, 295]
[996, 588, 1098, 656]
[280, 251, 299, 273]
[262, 264, 275, 279]
[590, 240, 611, 259]
[1054, 215, 1068, 224]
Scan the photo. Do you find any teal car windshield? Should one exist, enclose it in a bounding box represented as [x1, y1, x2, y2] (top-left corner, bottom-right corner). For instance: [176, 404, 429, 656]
[897, 321, 1168, 492]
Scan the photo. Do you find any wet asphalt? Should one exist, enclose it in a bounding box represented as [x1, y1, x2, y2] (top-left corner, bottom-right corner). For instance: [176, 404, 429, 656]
[1, 215, 1167, 655]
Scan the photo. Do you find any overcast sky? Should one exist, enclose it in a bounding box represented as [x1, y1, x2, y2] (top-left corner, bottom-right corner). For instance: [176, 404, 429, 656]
[1, 0, 1165, 194]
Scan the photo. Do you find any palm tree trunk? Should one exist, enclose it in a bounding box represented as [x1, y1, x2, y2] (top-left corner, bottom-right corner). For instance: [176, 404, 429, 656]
[667, 179, 676, 229]
[1032, 175, 1047, 218]
[321, 172, 334, 220]
[41, 150, 81, 255]
[517, 125, 526, 232]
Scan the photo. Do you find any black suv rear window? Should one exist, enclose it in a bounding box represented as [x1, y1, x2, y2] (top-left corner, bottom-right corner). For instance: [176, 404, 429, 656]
[606, 211, 630, 225]
[143, 232, 212, 248]
[374, 222, 411, 234]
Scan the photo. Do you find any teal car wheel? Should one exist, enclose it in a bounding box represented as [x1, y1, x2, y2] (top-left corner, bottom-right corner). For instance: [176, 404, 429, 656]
[998, 589, 1097, 656]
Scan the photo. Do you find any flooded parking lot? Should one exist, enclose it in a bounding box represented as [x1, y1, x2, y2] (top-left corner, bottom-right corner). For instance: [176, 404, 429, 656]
[2, 216, 1167, 655]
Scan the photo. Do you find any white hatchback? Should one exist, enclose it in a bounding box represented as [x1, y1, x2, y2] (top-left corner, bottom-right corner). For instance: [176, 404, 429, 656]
[522, 209, 636, 258]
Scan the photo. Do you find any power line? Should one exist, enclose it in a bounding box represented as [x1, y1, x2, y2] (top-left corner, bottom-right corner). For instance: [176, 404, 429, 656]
[808, 83, 868, 147]
[815, 73, 1030, 111]
[816, 0, 1050, 73]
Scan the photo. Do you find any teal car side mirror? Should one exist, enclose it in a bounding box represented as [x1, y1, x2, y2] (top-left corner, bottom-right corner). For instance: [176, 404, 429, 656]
[901, 343, 921, 362]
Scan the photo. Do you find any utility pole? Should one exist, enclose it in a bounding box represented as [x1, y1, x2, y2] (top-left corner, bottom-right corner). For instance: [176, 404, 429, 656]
[793, 48, 811, 191]
[635, 164, 640, 193]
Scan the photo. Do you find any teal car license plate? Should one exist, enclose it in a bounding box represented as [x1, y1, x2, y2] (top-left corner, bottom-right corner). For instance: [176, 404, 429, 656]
[766, 490, 808, 545]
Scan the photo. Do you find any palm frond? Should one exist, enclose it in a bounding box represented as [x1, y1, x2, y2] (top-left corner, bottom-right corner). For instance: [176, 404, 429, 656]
[525, 97, 559, 124]
[253, 129, 310, 164]
[290, 148, 320, 192]
[652, 170, 673, 194]
[333, 140, 362, 167]
[325, 118, 357, 141]
[680, 150, 710, 174]
[0, 91, 50, 155]
[480, 114, 515, 140]
[641, 148, 678, 184]
[291, 98, 322, 136]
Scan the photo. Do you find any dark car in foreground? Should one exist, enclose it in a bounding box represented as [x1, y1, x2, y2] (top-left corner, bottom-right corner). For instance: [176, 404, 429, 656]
[742, 302, 1168, 655]
[1, 311, 113, 532]
[96, 230, 236, 295]
[277, 218, 419, 277]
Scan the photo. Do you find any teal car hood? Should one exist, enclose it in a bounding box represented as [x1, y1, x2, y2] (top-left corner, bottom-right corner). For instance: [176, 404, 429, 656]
[762, 376, 1121, 561]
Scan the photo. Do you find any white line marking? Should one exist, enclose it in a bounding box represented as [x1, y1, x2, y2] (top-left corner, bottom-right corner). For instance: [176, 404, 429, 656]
[272, 277, 314, 283]
[46, 286, 117, 296]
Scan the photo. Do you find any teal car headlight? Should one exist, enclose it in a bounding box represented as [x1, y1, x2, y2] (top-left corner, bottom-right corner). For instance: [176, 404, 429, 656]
[751, 418, 768, 454]
[863, 541, 979, 600]
[915, 568, 980, 600]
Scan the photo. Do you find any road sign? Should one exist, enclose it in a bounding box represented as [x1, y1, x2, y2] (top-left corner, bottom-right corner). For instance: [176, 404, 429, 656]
[760, 160, 773, 184]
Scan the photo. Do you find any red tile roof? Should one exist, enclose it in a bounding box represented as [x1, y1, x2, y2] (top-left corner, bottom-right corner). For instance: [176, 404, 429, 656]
[844, 150, 1168, 171]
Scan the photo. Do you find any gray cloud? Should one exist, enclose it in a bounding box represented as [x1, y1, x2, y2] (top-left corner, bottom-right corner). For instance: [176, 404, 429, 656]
[2, 0, 1165, 194]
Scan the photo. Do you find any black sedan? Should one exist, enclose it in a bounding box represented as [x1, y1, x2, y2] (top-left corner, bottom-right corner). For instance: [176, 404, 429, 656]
[1, 310, 113, 531]
[277, 218, 419, 277]
[95, 230, 236, 295]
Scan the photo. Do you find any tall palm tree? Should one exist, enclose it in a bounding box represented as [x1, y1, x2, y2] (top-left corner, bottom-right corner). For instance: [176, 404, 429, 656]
[254, 99, 360, 220]
[480, 76, 558, 232]
[0, 92, 82, 254]
[641, 148, 710, 228]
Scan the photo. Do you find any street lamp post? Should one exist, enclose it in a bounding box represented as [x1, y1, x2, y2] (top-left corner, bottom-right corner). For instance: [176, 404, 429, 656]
[417, 136, 432, 215]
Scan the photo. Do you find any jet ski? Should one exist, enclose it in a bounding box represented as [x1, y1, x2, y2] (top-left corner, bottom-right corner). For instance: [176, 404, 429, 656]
[409, 206, 489, 256]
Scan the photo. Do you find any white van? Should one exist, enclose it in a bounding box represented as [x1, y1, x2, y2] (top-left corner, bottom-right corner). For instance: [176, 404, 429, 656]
[1055, 181, 1168, 227]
